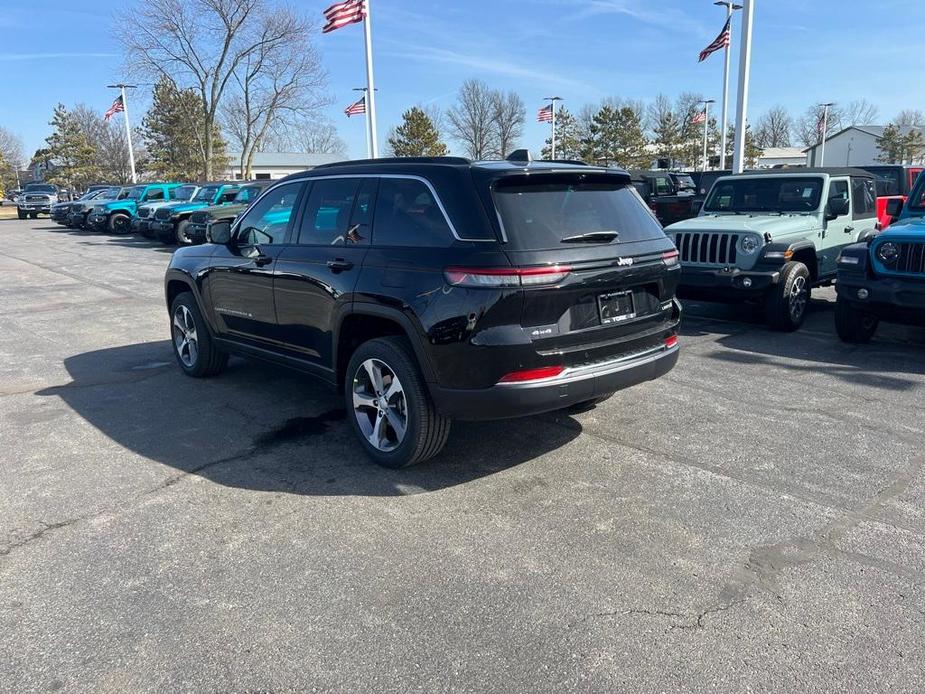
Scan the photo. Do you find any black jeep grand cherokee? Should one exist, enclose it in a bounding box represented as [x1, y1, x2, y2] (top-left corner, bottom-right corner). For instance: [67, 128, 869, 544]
[164, 156, 682, 467]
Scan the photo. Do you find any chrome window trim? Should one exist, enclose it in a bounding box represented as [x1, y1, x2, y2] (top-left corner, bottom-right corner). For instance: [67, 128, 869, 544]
[231, 172, 494, 243]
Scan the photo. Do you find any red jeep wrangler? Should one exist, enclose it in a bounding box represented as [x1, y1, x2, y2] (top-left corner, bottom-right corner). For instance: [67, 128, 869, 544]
[860, 165, 924, 229]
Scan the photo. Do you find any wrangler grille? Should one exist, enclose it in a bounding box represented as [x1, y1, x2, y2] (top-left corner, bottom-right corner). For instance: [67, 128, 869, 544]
[894, 242, 925, 274]
[190, 211, 210, 224]
[154, 208, 172, 221]
[674, 232, 739, 265]
[138, 207, 152, 218]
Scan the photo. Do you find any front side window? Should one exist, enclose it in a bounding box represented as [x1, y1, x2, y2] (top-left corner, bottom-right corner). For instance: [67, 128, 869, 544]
[126, 187, 146, 200]
[194, 186, 220, 203]
[235, 182, 303, 245]
[851, 178, 876, 218]
[493, 174, 664, 250]
[373, 178, 453, 247]
[144, 188, 165, 201]
[297, 178, 362, 245]
[908, 179, 925, 212]
[171, 185, 198, 201]
[654, 177, 671, 195]
[828, 180, 849, 216]
[235, 186, 264, 204]
[705, 177, 824, 213]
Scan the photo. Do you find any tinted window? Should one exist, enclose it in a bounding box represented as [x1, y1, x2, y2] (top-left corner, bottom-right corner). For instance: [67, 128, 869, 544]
[829, 180, 849, 211]
[235, 185, 265, 204]
[171, 185, 198, 201]
[493, 175, 664, 250]
[705, 177, 823, 212]
[145, 188, 165, 201]
[851, 177, 876, 218]
[908, 178, 925, 212]
[373, 178, 453, 247]
[194, 186, 220, 202]
[866, 168, 901, 196]
[297, 178, 361, 245]
[235, 182, 303, 245]
[654, 177, 671, 195]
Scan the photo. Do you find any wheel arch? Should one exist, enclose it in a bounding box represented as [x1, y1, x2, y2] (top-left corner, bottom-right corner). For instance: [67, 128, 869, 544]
[163, 269, 217, 333]
[334, 304, 437, 393]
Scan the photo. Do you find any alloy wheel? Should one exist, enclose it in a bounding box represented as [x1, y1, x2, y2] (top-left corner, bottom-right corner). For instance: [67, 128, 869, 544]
[352, 358, 407, 452]
[172, 305, 199, 368]
[789, 275, 808, 322]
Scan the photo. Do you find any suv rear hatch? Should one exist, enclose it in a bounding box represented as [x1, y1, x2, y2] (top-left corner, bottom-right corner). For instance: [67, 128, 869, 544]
[470, 170, 680, 369]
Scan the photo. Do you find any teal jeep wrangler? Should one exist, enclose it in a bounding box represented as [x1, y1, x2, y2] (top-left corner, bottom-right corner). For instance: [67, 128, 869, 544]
[150, 183, 240, 245]
[86, 183, 184, 234]
[664, 168, 879, 331]
[834, 170, 925, 342]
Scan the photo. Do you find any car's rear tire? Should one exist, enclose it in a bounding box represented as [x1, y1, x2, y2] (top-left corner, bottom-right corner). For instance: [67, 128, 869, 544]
[835, 297, 878, 343]
[345, 336, 451, 468]
[170, 292, 228, 377]
[765, 261, 811, 332]
[109, 212, 131, 235]
[175, 219, 193, 245]
[29, 212, 38, 219]
[17, 209, 27, 220]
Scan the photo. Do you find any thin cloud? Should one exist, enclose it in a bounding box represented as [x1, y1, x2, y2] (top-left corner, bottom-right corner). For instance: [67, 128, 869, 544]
[0, 52, 116, 62]
[565, 0, 707, 36]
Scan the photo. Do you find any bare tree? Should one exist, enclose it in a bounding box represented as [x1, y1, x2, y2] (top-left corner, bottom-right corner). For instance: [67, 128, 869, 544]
[795, 104, 843, 148]
[120, 0, 322, 179]
[895, 109, 925, 127]
[447, 80, 499, 159]
[754, 105, 793, 148]
[843, 98, 879, 126]
[69, 104, 136, 183]
[262, 117, 347, 155]
[0, 126, 24, 190]
[490, 90, 525, 158]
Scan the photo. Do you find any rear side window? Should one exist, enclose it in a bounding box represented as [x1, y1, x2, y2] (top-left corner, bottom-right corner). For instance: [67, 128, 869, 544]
[297, 178, 362, 245]
[373, 178, 454, 247]
[492, 175, 665, 250]
[851, 177, 876, 218]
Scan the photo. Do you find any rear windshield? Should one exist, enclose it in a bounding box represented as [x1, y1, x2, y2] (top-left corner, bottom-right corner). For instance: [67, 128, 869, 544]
[672, 174, 696, 192]
[704, 177, 823, 213]
[492, 175, 664, 250]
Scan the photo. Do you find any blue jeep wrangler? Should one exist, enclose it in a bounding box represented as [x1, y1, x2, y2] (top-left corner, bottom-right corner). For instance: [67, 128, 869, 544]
[835, 171, 925, 342]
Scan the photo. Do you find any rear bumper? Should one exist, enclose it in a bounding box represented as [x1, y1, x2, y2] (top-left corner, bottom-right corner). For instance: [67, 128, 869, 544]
[676, 265, 779, 301]
[430, 342, 679, 421]
[837, 274, 925, 324]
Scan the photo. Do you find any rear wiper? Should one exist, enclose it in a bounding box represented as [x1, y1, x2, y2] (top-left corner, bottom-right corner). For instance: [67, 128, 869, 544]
[560, 230, 619, 243]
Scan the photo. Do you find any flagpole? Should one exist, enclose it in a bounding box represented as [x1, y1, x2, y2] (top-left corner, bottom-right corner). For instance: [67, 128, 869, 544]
[544, 96, 563, 160]
[818, 102, 833, 166]
[715, 2, 741, 171]
[353, 88, 371, 159]
[108, 83, 137, 183]
[363, 0, 378, 159]
[731, 0, 754, 174]
[700, 99, 715, 171]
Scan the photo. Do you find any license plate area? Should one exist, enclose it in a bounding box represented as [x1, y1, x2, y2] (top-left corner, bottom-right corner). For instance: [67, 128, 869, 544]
[598, 290, 636, 325]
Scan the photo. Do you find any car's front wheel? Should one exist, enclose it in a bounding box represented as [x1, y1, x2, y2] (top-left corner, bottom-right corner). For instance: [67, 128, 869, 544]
[175, 219, 193, 245]
[17, 209, 26, 219]
[109, 212, 131, 235]
[170, 292, 228, 377]
[835, 297, 879, 343]
[345, 337, 450, 468]
[765, 261, 811, 332]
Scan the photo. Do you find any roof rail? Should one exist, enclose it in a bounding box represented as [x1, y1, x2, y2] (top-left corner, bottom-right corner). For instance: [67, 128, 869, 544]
[314, 156, 471, 169]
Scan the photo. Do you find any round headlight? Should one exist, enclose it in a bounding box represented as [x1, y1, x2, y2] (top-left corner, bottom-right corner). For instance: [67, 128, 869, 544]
[877, 242, 899, 265]
[740, 235, 760, 254]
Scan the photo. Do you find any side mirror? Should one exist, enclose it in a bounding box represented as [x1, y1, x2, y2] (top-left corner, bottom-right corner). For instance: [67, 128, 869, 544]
[207, 220, 232, 244]
[825, 196, 849, 220]
[885, 198, 904, 220]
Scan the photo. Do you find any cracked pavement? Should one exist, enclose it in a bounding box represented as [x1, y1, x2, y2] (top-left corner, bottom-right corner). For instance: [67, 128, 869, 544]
[2, 219, 925, 692]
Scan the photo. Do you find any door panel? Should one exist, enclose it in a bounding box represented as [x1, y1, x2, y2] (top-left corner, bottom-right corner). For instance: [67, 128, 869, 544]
[273, 178, 375, 366]
[820, 178, 851, 276]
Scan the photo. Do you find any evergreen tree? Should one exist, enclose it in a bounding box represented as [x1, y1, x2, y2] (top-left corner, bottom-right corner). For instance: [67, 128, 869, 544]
[141, 77, 227, 180]
[42, 104, 100, 188]
[725, 124, 762, 168]
[649, 98, 681, 163]
[541, 107, 583, 161]
[388, 107, 448, 157]
[877, 124, 924, 164]
[612, 106, 649, 169]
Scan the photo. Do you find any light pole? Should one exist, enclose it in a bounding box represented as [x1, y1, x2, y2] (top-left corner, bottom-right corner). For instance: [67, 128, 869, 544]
[731, 0, 754, 174]
[699, 99, 716, 171]
[818, 102, 834, 166]
[107, 83, 137, 183]
[544, 96, 563, 160]
[714, 1, 742, 171]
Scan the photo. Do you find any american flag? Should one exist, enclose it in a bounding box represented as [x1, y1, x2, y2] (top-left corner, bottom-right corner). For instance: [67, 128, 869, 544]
[323, 0, 366, 33]
[345, 95, 366, 117]
[691, 110, 706, 125]
[698, 17, 731, 62]
[104, 95, 124, 121]
[537, 104, 553, 123]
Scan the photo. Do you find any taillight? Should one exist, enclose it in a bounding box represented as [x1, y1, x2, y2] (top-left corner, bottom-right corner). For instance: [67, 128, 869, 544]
[444, 265, 572, 288]
[497, 366, 565, 383]
[662, 250, 679, 267]
[665, 335, 678, 349]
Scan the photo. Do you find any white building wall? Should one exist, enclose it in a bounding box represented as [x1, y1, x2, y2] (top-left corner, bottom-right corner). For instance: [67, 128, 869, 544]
[806, 131, 880, 167]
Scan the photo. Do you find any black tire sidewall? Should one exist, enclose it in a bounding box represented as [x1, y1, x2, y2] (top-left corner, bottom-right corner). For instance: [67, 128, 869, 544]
[176, 219, 192, 245]
[170, 293, 212, 377]
[835, 297, 878, 343]
[767, 261, 810, 331]
[344, 338, 428, 468]
[109, 213, 130, 234]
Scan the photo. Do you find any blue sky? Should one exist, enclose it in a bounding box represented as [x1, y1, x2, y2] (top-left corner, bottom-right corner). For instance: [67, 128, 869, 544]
[1, 0, 921, 161]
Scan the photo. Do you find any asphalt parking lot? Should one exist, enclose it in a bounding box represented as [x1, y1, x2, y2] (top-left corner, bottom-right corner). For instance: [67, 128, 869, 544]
[2, 218, 925, 692]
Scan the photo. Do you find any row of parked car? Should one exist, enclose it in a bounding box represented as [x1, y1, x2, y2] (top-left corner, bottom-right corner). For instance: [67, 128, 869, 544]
[45, 180, 272, 246]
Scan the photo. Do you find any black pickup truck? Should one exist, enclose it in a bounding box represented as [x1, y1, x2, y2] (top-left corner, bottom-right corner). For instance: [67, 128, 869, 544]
[629, 170, 698, 227]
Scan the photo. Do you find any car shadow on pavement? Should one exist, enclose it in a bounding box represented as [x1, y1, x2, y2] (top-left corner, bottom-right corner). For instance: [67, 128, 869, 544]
[37, 341, 581, 496]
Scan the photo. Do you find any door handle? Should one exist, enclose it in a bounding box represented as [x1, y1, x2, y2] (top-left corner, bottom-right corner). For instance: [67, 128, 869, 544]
[327, 258, 354, 271]
[254, 253, 273, 267]
[844, 225, 854, 234]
